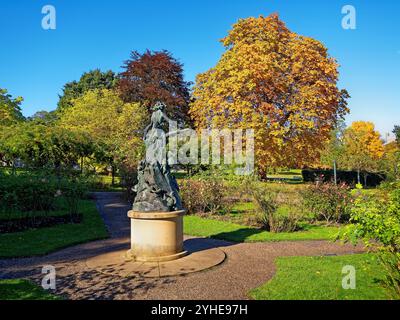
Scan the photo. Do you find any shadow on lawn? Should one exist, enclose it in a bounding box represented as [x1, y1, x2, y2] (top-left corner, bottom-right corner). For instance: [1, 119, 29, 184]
[208, 222, 330, 242]
[209, 228, 265, 242]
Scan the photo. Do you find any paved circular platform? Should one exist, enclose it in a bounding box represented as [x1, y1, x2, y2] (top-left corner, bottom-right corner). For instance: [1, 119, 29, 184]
[85, 240, 226, 278]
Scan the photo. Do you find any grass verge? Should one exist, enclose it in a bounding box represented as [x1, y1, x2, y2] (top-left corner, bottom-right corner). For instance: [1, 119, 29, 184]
[0, 279, 60, 300]
[183, 215, 339, 242]
[0, 200, 108, 258]
[249, 253, 388, 300]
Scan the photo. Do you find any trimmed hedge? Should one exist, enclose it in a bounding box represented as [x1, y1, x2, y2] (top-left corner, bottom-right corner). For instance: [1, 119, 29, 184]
[302, 169, 385, 187]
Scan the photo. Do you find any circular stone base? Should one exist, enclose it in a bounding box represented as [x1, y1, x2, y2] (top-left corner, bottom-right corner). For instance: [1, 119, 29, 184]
[125, 249, 188, 262]
[127, 209, 186, 263]
[85, 243, 226, 278]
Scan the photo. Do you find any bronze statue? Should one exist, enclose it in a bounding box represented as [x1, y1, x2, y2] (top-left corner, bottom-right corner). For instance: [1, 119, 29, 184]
[132, 102, 183, 212]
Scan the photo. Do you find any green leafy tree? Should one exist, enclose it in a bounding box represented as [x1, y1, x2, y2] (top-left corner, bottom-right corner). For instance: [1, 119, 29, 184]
[341, 121, 384, 185]
[0, 88, 24, 126]
[320, 120, 346, 169]
[57, 69, 117, 113]
[380, 127, 400, 181]
[59, 89, 146, 182]
[28, 110, 58, 125]
[394, 125, 400, 144]
[380, 142, 400, 181]
[0, 122, 94, 171]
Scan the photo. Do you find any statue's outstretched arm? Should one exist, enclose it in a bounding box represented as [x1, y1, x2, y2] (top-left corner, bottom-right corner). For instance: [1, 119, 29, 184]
[165, 128, 192, 138]
[161, 112, 179, 127]
[143, 123, 152, 139]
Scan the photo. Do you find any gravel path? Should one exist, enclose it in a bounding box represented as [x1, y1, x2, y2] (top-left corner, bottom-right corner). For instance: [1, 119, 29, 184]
[0, 192, 365, 300]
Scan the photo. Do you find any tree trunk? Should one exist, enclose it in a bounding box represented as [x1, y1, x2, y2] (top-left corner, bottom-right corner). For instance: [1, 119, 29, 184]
[333, 160, 337, 185]
[363, 173, 368, 187]
[111, 165, 115, 186]
[12, 159, 16, 175]
[80, 157, 84, 175]
[55, 161, 62, 186]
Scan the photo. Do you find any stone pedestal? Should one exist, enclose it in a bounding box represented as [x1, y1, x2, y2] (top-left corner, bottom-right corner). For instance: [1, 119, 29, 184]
[126, 210, 187, 262]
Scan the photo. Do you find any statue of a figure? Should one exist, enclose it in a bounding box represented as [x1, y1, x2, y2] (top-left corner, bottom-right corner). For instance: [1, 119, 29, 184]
[132, 102, 183, 212]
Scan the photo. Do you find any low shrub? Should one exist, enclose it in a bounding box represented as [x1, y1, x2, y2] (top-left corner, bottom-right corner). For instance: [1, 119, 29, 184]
[251, 187, 277, 229]
[341, 188, 400, 299]
[0, 172, 89, 219]
[180, 176, 234, 215]
[267, 206, 301, 233]
[380, 180, 400, 192]
[301, 183, 352, 224]
[0, 213, 82, 233]
[59, 178, 88, 218]
[251, 186, 301, 232]
[0, 174, 58, 213]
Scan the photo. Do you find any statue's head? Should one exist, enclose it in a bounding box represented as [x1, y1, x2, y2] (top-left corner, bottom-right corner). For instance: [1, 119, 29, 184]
[152, 101, 166, 112]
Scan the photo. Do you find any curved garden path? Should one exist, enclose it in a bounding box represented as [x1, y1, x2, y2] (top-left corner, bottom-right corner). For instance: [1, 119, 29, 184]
[0, 192, 365, 300]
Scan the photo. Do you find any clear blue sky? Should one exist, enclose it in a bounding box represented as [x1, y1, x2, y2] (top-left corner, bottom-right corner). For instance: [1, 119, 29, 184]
[1, 0, 399, 137]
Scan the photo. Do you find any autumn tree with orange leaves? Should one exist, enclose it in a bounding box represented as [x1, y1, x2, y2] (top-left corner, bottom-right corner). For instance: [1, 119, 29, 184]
[190, 14, 349, 176]
[342, 121, 384, 185]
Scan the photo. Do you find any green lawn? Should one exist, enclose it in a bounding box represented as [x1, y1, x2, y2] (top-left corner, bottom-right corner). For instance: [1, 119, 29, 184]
[0, 279, 60, 300]
[183, 215, 339, 242]
[0, 200, 108, 258]
[89, 175, 124, 191]
[249, 253, 389, 300]
[267, 169, 303, 182]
